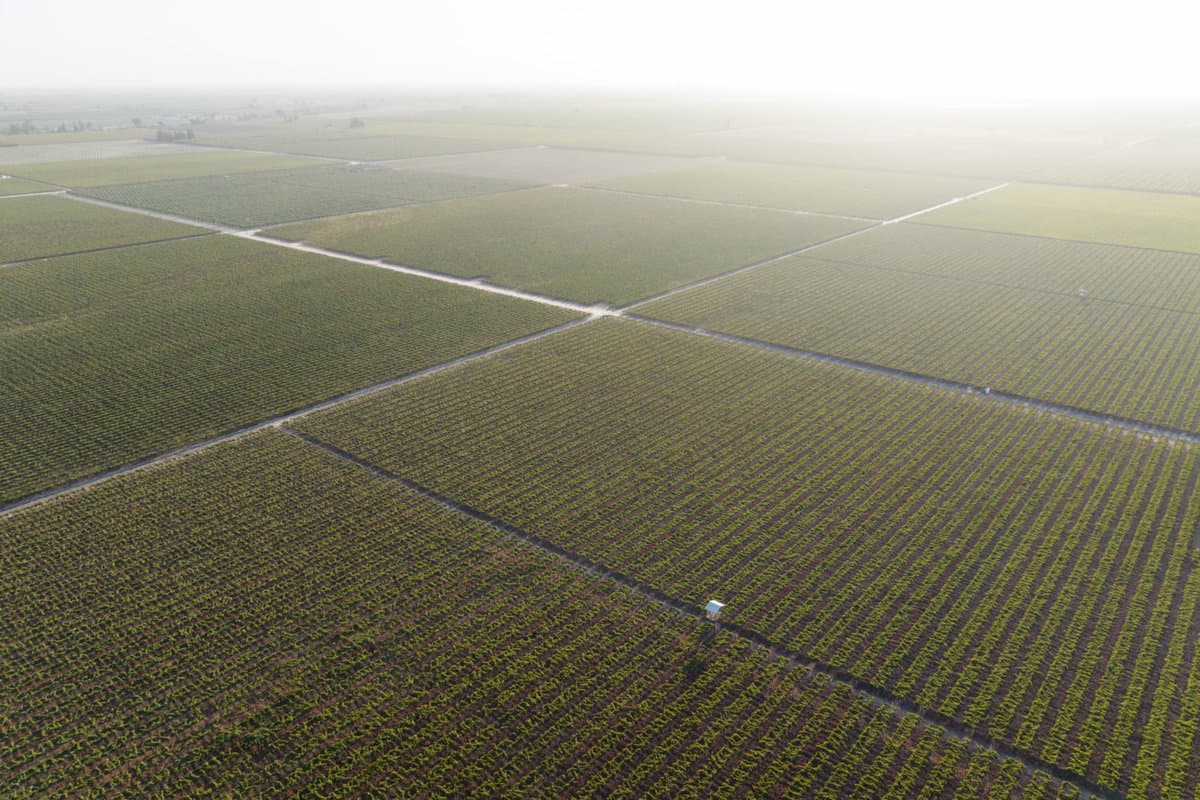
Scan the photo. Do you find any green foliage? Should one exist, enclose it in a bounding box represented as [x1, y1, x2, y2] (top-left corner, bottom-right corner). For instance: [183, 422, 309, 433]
[9, 150, 321, 188]
[0, 194, 204, 263]
[271, 186, 866, 305]
[299, 319, 1200, 798]
[639, 247, 1200, 432]
[0, 176, 48, 196]
[591, 160, 993, 219]
[0, 235, 575, 502]
[79, 165, 530, 228]
[915, 182, 1200, 254]
[0, 431, 1054, 797]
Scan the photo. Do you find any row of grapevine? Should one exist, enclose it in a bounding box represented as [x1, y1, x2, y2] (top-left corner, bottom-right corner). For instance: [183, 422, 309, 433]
[0, 234, 576, 503]
[0, 430, 1064, 797]
[297, 318, 1200, 797]
[815, 222, 1200, 315]
[638, 251, 1200, 433]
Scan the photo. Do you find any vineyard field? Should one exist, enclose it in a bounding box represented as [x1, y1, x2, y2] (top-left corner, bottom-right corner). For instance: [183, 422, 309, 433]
[0, 235, 575, 503]
[270, 186, 866, 305]
[914, 182, 1200, 253]
[8, 150, 322, 187]
[816, 222, 1200, 313]
[0, 177, 49, 196]
[297, 319, 1200, 799]
[637, 253, 1200, 432]
[0, 137, 180, 164]
[1033, 132, 1200, 194]
[79, 164, 531, 228]
[0, 194, 206, 263]
[389, 145, 699, 186]
[0, 430, 1064, 798]
[591, 159, 993, 219]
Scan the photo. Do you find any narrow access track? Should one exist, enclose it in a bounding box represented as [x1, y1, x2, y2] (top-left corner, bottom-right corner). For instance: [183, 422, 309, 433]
[626, 314, 1200, 448]
[622, 181, 1010, 311]
[12, 177, 1189, 520]
[282, 424, 1116, 800]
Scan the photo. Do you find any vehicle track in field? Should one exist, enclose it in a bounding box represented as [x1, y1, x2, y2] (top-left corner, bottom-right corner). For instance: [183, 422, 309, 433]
[625, 314, 1200, 448]
[280, 424, 1117, 800]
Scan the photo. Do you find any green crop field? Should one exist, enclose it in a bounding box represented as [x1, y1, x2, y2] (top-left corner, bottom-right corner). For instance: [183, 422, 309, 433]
[270, 186, 867, 305]
[0, 431, 1065, 798]
[0, 235, 575, 503]
[80, 164, 531, 227]
[1034, 132, 1200, 194]
[0, 194, 206, 263]
[8, 150, 322, 187]
[0, 139, 193, 166]
[193, 121, 519, 160]
[0, 177, 51, 196]
[297, 320, 1200, 800]
[816, 222, 1200, 313]
[389, 146, 701, 185]
[638, 253, 1200, 432]
[915, 182, 1200, 253]
[591, 160, 995, 219]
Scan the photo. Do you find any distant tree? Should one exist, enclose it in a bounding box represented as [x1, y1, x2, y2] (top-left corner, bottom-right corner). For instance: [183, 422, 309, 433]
[131, 117, 142, 127]
[349, 117, 365, 129]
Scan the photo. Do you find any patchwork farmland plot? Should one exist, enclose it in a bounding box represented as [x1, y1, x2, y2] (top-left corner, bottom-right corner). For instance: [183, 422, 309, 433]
[388, 146, 702, 185]
[194, 121, 519, 161]
[297, 320, 1200, 799]
[815, 222, 1200, 313]
[0, 139, 194, 166]
[1035, 131, 1200, 194]
[79, 164, 531, 228]
[915, 182, 1200, 253]
[0, 177, 49, 196]
[0, 431, 1064, 798]
[7, 150, 322, 187]
[638, 253, 1200, 432]
[0, 194, 206, 263]
[0, 235, 575, 503]
[270, 186, 868, 305]
[591, 160, 994, 219]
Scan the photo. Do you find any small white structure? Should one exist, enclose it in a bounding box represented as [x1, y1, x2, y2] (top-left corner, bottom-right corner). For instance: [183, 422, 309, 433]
[1078, 287, 1088, 299]
[705, 600, 725, 621]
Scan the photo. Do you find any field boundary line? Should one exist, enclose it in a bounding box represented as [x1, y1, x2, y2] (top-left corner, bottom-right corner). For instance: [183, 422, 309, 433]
[625, 314, 1200, 447]
[181, 141, 544, 165]
[250, 183, 546, 232]
[243, 231, 615, 317]
[622, 225, 881, 310]
[0, 317, 593, 520]
[803, 253, 1200, 318]
[1, 232, 221, 269]
[907, 219, 1200, 259]
[623, 182, 1009, 311]
[64, 193, 242, 233]
[54, 191, 614, 315]
[0, 189, 66, 200]
[575, 184, 882, 223]
[883, 182, 1010, 224]
[280, 425, 1112, 800]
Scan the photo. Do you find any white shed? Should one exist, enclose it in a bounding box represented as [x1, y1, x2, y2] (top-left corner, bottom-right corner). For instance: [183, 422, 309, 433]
[705, 600, 725, 621]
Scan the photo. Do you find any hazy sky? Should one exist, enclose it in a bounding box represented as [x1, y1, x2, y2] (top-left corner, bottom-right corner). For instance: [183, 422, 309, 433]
[3, 0, 1198, 100]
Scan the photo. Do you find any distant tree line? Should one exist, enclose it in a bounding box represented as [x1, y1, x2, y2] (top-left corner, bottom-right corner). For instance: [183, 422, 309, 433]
[5, 120, 96, 135]
[155, 128, 196, 141]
